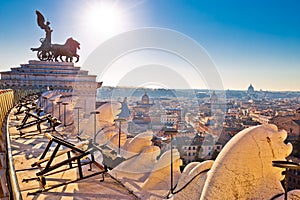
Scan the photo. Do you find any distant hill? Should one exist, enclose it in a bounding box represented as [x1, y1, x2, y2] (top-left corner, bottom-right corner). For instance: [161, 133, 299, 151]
[97, 86, 300, 100]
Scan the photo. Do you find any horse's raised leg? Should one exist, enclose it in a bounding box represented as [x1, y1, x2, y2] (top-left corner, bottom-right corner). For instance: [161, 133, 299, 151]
[75, 55, 79, 63]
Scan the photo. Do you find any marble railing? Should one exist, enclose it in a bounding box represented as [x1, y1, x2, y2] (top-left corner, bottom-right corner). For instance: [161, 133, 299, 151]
[0, 89, 14, 198]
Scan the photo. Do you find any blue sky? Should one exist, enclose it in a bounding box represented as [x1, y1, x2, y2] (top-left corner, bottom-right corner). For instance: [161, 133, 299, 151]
[0, 0, 300, 91]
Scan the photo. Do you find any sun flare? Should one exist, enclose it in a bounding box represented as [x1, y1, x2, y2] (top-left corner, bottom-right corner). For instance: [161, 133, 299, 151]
[85, 2, 124, 35]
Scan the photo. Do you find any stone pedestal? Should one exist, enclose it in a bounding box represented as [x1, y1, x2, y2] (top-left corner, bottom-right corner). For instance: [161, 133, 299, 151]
[0, 60, 99, 116]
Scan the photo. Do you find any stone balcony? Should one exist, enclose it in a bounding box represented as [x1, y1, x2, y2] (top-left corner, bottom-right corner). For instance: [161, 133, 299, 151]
[4, 105, 138, 200]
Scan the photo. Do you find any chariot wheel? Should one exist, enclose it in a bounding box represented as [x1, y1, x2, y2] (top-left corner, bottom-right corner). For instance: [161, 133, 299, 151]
[37, 50, 53, 61]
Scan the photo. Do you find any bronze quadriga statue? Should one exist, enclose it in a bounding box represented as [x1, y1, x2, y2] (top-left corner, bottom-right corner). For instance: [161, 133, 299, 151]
[31, 10, 80, 62]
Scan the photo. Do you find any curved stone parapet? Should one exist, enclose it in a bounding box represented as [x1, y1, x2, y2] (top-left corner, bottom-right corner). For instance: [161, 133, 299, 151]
[200, 124, 292, 200]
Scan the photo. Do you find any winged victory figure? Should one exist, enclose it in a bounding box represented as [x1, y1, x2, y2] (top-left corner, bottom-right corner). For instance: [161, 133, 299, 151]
[36, 10, 52, 50]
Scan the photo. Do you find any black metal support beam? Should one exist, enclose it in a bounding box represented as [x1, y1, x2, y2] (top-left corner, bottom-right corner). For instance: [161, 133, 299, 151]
[24, 133, 107, 195]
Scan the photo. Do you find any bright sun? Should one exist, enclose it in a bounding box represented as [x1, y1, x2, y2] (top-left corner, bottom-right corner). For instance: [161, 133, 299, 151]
[86, 2, 123, 35]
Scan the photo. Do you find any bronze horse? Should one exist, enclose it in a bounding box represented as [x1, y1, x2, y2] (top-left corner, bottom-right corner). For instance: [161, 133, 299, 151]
[52, 37, 80, 62]
[31, 11, 81, 63]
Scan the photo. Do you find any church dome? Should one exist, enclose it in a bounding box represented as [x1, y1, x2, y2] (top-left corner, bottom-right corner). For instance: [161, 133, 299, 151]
[141, 92, 150, 104]
[248, 84, 254, 93]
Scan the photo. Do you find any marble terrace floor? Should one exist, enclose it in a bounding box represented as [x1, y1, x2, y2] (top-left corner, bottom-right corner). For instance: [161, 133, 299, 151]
[7, 107, 138, 200]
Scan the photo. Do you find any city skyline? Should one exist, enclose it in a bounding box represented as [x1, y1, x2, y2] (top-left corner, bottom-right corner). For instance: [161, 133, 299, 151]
[0, 0, 300, 91]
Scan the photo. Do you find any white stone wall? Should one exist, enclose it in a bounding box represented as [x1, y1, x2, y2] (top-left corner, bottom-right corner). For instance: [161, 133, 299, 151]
[0, 60, 98, 117]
